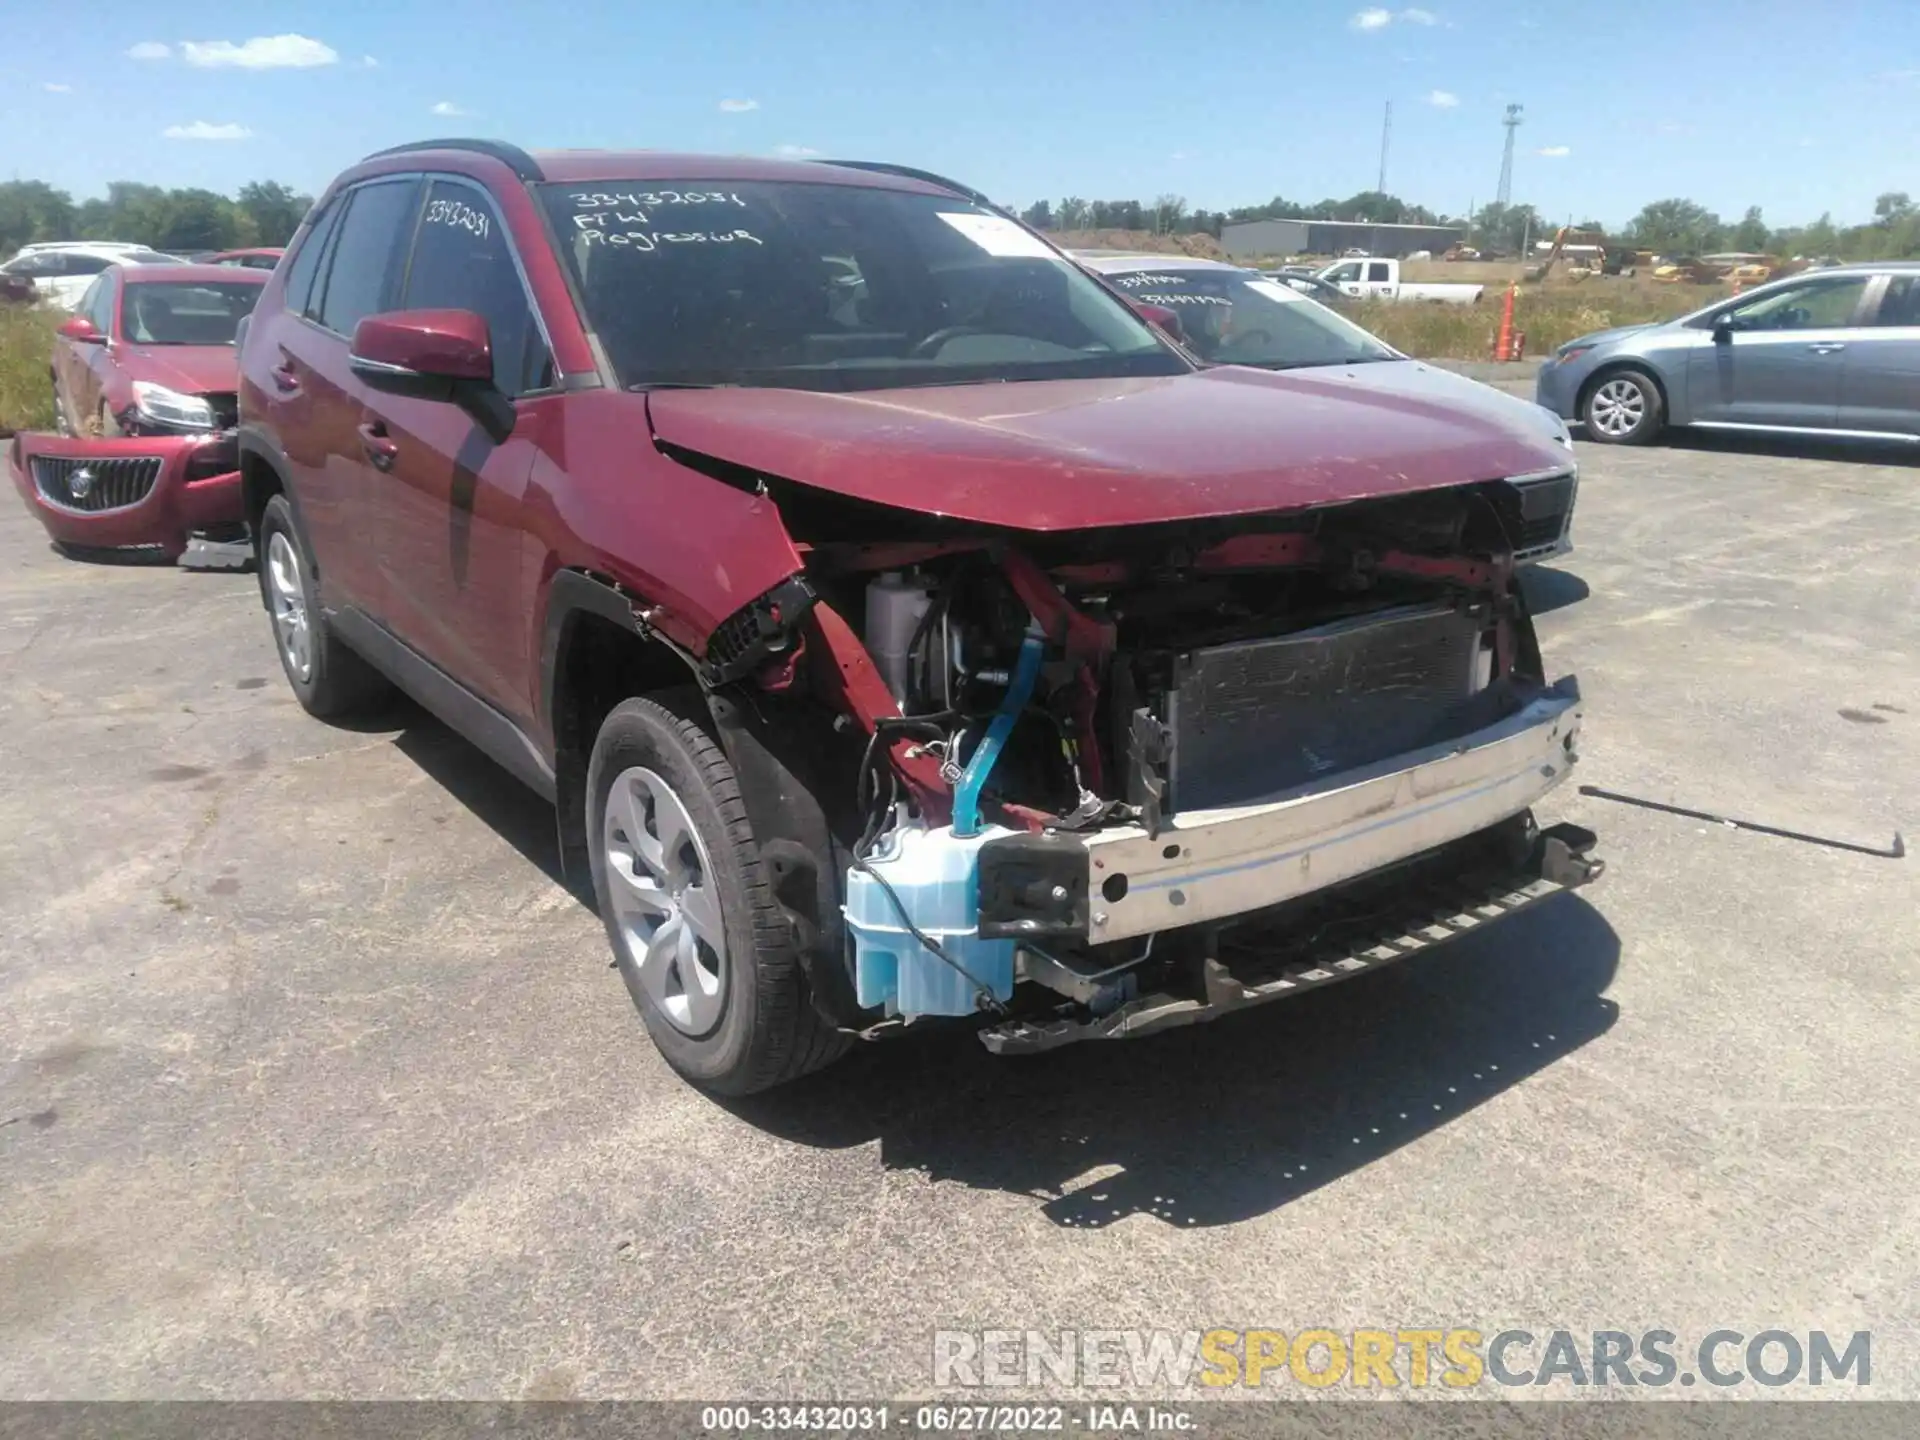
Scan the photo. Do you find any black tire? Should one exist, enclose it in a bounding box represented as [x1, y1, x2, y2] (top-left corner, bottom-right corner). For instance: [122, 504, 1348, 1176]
[587, 694, 849, 1095]
[1580, 367, 1664, 445]
[255, 494, 392, 719]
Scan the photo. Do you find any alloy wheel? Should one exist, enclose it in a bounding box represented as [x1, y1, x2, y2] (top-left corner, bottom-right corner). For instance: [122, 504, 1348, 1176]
[602, 765, 728, 1035]
[1588, 378, 1647, 439]
[266, 531, 313, 682]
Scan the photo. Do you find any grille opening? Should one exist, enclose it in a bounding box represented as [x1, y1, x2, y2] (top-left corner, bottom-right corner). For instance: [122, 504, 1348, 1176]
[31, 455, 163, 513]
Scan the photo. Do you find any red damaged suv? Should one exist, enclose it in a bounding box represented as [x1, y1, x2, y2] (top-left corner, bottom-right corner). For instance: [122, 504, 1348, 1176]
[8, 264, 262, 559]
[237, 141, 1600, 1094]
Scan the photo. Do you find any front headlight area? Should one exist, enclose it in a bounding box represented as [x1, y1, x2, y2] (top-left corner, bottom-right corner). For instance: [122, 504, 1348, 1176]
[127, 381, 216, 434]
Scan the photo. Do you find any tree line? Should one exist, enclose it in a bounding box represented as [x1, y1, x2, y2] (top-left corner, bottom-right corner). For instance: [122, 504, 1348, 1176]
[1016, 190, 1920, 261]
[0, 180, 313, 256]
[7, 175, 1919, 264]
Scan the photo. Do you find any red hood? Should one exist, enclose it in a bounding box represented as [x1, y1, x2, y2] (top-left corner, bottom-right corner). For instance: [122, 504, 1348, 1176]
[645, 366, 1570, 532]
[115, 345, 238, 395]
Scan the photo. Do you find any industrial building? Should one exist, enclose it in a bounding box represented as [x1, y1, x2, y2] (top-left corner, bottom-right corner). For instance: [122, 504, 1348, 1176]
[1220, 218, 1464, 260]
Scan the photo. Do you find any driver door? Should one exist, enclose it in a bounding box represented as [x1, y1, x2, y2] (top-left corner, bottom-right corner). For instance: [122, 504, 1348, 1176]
[1685, 275, 1871, 429]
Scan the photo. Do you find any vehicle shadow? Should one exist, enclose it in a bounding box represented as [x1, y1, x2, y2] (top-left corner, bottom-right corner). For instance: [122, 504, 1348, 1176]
[386, 701, 596, 907]
[1665, 430, 1920, 466]
[1575, 427, 1920, 467]
[1519, 565, 1589, 615]
[732, 894, 1620, 1229]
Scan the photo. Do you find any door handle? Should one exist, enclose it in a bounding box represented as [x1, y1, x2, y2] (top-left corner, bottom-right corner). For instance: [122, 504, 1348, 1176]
[357, 420, 399, 472]
[271, 359, 300, 393]
[1807, 342, 1846, 355]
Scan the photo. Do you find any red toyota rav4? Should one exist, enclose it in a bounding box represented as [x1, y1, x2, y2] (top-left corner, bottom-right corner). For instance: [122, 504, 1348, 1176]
[239, 140, 1600, 1094]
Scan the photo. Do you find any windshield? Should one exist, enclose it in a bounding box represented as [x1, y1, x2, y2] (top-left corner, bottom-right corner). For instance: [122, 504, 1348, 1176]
[120, 281, 263, 345]
[1100, 267, 1397, 369]
[538, 181, 1185, 391]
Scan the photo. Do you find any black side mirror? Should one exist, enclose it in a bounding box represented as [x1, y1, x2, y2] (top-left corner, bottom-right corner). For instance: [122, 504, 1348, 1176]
[1711, 312, 1736, 343]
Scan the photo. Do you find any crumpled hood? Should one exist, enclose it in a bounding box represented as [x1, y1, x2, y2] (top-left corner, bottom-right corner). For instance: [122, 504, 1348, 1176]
[646, 365, 1573, 532]
[115, 345, 237, 396]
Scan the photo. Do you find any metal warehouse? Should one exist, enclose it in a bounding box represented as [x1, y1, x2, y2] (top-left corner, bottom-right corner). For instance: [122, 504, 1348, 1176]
[1220, 219, 1463, 260]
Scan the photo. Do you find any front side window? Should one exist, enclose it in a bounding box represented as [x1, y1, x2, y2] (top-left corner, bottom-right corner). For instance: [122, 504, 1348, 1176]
[1103, 268, 1396, 370]
[1324, 262, 1361, 283]
[86, 277, 116, 333]
[1722, 277, 1869, 332]
[537, 181, 1181, 391]
[282, 196, 343, 319]
[316, 179, 421, 337]
[402, 180, 550, 395]
[121, 282, 264, 345]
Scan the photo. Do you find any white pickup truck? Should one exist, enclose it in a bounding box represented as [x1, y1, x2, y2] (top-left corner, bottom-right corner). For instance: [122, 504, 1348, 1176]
[1317, 257, 1484, 305]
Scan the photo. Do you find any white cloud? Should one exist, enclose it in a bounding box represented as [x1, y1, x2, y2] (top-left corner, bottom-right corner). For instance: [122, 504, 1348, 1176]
[718, 97, 759, 113]
[127, 41, 171, 60]
[1427, 89, 1459, 108]
[1351, 8, 1392, 28]
[179, 35, 338, 69]
[775, 144, 820, 157]
[163, 120, 252, 141]
[43, 82, 72, 93]
[361, 55, 379, 68]
[1536, 145, 1571, 157]
[1401, 7, 1439, 22]
[430, 101, 468, 117]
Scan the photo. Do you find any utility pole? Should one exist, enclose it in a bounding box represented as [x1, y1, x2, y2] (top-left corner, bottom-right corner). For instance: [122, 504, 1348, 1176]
[1377, 100, 1392, 195]
[1496, 103, 1523, 208]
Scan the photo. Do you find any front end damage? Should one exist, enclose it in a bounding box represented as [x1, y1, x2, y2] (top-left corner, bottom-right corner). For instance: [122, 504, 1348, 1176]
[684, 466, 1602, 1052]
[5, 430, 244, 561]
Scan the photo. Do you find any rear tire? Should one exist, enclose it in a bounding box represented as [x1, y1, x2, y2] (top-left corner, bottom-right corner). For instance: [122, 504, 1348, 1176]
[1581, 369, 1664, 445]
[587, 694, 849, 1095]
[256, 494, 392, 719]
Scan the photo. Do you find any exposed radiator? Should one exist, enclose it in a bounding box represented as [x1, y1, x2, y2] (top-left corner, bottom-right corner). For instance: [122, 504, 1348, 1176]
[1165, 603, 1484, 811]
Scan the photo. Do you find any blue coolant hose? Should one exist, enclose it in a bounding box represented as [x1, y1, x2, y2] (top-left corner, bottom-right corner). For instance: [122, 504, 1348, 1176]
[951, 625, 1046, 838]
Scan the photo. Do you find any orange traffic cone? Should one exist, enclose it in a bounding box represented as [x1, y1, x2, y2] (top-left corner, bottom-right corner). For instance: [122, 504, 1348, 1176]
[1492, 284, 1517, 361]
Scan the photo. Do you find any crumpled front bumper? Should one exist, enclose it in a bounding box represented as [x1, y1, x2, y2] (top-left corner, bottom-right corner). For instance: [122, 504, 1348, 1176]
[6, 430, 242, 559]
[992, 677, 1584, 945]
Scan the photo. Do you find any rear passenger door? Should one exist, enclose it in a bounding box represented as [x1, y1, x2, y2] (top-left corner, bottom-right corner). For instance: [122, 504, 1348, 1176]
[274, 177, 422, 619]
[1836, 274, 1920, 438]
[367, 177, 552, 719]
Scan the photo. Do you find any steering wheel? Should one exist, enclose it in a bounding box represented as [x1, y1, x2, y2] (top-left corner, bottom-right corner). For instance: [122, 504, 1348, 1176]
[909, 325, 990, 358]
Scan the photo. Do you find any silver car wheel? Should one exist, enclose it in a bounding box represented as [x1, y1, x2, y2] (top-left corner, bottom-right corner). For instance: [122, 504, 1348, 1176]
[1589, 377, 1647, 438]
[266, 531, 313, 682]
[603, 765, 728, 1035]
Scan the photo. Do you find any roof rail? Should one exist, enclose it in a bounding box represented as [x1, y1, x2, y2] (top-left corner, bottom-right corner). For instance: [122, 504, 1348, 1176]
[819, 160, 1002, 213]
[360, 138, 544, 182]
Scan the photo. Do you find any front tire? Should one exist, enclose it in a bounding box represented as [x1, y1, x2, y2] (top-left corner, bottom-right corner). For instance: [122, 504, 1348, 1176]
[587, 695, 848, 1095]
[1581, 369, 1664, 445]
[256, 494, 392, 719]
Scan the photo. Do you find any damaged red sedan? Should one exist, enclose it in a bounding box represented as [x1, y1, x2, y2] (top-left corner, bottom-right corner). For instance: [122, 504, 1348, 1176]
[8, 264, 262, 559]
[238, 142, 1602, 1094]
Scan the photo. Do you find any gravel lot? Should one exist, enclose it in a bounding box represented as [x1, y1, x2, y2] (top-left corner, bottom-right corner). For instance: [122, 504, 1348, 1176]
[3, 424, 1917, 1401]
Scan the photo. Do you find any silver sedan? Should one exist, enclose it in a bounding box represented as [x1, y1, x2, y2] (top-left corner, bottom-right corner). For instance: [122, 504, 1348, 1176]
[1535, 261, 1920, 445]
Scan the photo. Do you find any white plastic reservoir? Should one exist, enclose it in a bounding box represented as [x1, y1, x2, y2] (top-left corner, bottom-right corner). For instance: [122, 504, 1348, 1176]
[863, 571, 932, 708]
[845, 825, 1018, 1018]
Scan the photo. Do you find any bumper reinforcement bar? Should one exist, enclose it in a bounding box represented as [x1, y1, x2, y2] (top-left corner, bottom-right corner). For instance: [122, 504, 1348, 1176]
[977, 821, 1601, 1055]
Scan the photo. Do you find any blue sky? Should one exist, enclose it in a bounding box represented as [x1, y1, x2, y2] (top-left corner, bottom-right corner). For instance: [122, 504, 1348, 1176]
[6, 0, 1919, 229]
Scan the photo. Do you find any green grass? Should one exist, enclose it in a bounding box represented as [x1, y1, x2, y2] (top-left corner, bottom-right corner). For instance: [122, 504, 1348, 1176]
[1350, 283, 1706, 360]
[0, 305, 60, 435]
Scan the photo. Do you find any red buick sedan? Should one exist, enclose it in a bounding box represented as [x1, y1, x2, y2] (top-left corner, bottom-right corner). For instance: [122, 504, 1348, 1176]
[9, 264, 263, 560]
